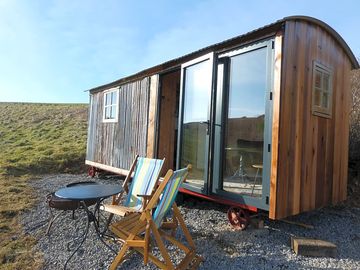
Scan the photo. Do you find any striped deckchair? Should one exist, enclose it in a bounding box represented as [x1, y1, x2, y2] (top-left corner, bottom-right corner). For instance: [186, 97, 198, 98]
[109, 166, 203, 270]
[101, 156, 164, 220]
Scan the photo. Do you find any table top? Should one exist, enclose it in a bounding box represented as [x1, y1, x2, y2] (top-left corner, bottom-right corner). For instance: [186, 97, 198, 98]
[55, 184, 122, 201]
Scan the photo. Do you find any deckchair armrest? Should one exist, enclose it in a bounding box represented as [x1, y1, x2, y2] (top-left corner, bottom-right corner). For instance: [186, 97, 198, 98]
[137, 194, 152, 198]
[138, 194, 152, 209]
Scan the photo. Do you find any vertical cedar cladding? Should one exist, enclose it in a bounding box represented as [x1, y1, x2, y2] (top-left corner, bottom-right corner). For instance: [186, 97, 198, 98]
[86, 77, 150, 170]
[270, 20, 352, 219]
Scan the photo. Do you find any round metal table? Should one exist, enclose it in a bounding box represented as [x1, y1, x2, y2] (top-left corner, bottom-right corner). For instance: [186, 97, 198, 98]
[55, 184, 122, 269]
[56, 184, 122, 201]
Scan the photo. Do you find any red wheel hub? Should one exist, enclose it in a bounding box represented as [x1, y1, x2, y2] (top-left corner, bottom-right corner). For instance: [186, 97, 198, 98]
[88, 166, 96, 177]
[227, 207, 250, 230]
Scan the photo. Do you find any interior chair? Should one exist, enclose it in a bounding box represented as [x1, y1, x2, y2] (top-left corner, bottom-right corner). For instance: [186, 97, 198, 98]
[109, 166, 203, 270]
[100, 155, 164, 226]
[251, 164, 263, 196]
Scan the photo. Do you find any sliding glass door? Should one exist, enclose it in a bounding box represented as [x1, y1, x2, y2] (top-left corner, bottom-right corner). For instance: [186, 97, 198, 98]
[213, 40, 273, 209]
[176, 40, 273, 209]
[177, 53, 214, 193]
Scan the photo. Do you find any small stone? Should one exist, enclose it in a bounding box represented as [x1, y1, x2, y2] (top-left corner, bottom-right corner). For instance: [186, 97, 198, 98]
[250, 218, 264, 229]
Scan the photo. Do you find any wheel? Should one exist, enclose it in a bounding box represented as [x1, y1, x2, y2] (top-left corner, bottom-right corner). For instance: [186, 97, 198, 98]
[88, 166, 96, 177]
[227, 207, 250, 230]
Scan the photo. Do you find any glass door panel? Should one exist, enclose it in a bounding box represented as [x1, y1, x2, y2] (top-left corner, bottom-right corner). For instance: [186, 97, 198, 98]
[223, 47, 267, 197]
[178, 53, 213, 192]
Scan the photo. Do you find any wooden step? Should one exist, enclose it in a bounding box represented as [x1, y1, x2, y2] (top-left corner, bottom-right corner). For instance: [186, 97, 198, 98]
[291, 237, 337, 257]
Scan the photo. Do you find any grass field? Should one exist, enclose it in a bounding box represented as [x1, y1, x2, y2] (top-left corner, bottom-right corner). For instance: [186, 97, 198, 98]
[0, 101, 358, 269]
[0, 102, 88, 270]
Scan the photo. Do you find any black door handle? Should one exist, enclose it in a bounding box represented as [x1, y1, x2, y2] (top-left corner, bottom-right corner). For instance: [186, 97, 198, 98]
[199, 120, 210, 135]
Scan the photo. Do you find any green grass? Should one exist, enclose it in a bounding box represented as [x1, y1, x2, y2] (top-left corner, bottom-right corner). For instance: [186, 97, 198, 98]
[0, 102, 88, 175]
[0, 175, 41, 270]
[0, 102, 88, 269]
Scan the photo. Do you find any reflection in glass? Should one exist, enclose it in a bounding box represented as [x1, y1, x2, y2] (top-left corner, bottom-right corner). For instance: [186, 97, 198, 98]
[223, 47, 267, 197]
[183, 61, 211, 124]
[322, 93, 328, 108]
[110, 106, 116, 119]
[105, 107, 110, 119]
[181, 123, 207, 182]
[180, 60, 211, 188]
[315, 70, 322, 88]
[323, 73, 329, 91]
[111, 91, 117, 104]
[314, 89, 321, 106]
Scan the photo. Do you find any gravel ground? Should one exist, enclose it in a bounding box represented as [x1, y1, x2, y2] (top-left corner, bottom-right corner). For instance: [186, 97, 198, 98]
[22, 174, 360, 270]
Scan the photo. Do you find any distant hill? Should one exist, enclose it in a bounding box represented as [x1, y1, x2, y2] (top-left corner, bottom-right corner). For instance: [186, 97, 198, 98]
[0, 102, 88, 176]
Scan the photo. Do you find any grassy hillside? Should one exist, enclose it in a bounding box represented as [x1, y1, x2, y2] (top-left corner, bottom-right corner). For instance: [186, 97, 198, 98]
[0, 102, 88, 175]
[0, 102, 88, 270]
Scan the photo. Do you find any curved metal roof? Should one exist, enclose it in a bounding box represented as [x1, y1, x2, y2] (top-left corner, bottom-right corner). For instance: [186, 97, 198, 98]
[89, 15, 359, 93]
[284, 15, 358, 69]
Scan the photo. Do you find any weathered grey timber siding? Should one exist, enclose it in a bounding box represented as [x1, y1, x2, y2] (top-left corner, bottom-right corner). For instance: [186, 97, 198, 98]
[86, 77, 150, 170]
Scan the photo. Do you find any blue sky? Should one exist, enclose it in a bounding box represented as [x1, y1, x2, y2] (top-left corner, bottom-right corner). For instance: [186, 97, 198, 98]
[0, 0, 359, 103]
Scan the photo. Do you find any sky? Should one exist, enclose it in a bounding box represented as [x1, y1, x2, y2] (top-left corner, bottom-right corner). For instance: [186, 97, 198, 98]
[0, 0, 359, 104]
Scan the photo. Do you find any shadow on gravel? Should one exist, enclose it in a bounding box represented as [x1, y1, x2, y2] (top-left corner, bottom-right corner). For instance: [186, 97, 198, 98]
[181, 196, 360, 269]
[22, 174, 360, 270]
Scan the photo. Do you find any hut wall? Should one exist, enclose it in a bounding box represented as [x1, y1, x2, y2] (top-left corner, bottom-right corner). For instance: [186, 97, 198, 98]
[86, 77, 150, 172]
[270, 20, 352, 219]
[157, 70, 181, 171]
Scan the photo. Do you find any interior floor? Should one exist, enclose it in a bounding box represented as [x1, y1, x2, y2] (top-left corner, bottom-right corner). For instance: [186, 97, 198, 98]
[183, 179, 204, 189]
[185, 179, 262, 197]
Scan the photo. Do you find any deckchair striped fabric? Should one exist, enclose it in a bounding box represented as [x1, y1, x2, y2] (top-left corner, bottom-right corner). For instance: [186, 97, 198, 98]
[153, 167, 188, 228]
[124, 157, 164, 211]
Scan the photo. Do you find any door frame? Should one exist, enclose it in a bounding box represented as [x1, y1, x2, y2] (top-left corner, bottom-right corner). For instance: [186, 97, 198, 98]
[176, 52, 215, 194]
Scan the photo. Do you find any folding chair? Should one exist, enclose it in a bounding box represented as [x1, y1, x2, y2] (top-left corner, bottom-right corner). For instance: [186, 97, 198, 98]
[109, 167, 203, 270]
[101, 155, 164, 225]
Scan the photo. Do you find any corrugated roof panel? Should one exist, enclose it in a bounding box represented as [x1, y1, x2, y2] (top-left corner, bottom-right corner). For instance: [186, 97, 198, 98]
[88, 16, 358, 93]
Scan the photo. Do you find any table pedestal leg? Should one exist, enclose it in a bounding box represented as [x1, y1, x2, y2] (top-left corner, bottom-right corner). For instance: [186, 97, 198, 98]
[93, 201, 117, 254]
[63, 200, 117, 269]
[64, 204, 90, 270]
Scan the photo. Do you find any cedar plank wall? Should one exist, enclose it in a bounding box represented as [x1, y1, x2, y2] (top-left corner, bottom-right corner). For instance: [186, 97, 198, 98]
[86, 77, 150, 171]
[270, 20, 351, 219]
[157, 70, 180, 171]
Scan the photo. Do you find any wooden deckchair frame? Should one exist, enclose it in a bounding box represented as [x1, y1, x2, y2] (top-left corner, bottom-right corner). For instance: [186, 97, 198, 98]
[102, 155, 165, 226]
[109, 169, 203, 270]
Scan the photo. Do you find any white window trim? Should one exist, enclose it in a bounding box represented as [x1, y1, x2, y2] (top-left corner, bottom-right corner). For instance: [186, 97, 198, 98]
[102, 87, 119, 123]
[312, 61, 333, 119]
